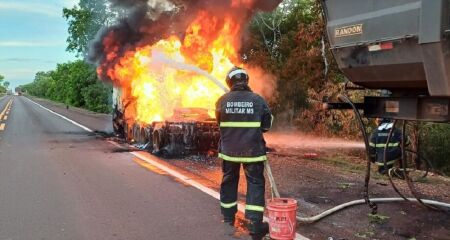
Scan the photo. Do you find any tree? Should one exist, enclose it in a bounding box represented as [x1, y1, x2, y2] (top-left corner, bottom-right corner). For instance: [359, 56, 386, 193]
[3, 81, 10, 89]
[21, 71, 54, 98]
[63, 0, 113, 56]
[82, 81, 112, 113]
[0, 74, 6, 93]
[421, 123, 450, 175]
[22, 61, 112, 113]
[242, 0, 324, 118]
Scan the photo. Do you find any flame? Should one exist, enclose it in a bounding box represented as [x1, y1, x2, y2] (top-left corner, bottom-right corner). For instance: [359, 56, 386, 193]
[103, 11, 242, 124]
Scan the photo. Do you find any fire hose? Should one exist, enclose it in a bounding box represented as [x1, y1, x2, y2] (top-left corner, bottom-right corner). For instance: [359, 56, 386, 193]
[264, 157, 450, 224]
[295, 198, 450, 224]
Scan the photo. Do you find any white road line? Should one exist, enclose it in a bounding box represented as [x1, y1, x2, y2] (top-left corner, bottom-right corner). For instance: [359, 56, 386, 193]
[128, 150, 309, 240]
[25, 97, 93, 133]
[27, 97, 309, 240]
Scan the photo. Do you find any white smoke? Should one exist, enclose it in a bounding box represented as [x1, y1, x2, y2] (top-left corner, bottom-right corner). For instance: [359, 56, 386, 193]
[246, 66, 277, 101]
[146, 0, 176, 19]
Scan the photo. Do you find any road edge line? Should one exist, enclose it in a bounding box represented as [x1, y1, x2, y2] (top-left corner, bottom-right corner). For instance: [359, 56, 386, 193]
[116, 146, 309, 240]
[27, 97, 309, 240]
[25, 97, 94, 133]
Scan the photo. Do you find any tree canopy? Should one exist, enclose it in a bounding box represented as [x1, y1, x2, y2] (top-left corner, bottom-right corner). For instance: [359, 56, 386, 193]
[21, 61, 111, 113]
[0, 74, 7, 93]
[63, 0, 113, 56]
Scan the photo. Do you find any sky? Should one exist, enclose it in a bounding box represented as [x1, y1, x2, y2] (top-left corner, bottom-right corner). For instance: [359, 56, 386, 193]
[0, 0, 78, 90]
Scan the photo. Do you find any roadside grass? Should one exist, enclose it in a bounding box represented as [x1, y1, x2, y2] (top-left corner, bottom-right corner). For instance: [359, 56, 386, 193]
[368, 213, 390, 224]
[337, 182, 355, 189]
[354, 230, 375, 239]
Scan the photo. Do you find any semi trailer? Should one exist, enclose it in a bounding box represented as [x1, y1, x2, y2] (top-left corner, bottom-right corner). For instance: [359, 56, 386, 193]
[321, 0, 450, 210]
[322, 0, 450, 122]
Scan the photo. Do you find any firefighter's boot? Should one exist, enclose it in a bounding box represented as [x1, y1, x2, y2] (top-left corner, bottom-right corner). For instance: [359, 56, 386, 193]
[247, 221, 269, 240]
[222, 215, 235, 226]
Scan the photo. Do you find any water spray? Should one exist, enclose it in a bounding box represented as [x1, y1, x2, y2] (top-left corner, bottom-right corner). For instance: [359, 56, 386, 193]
[150, 50, 229, 93]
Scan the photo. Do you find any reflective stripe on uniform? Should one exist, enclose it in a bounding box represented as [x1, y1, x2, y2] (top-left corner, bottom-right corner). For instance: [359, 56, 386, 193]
[245, 205, 264, 212]
[219, 153, 267, 162]
[369, 142, 400, 148]
[376, 159, 399, 166]
[221, 201, 237, 208]
[220, 122, 261, 128]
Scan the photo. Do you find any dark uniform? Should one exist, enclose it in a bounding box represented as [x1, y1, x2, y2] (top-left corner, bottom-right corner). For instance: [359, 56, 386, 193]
[215, 67, 272, 236]
[368, 121, 402, 174]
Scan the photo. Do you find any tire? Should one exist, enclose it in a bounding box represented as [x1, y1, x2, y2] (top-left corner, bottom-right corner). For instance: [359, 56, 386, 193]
[140, 127, 148, 144]
[152, 129, 164, 153]
[124, 122, 133, 142]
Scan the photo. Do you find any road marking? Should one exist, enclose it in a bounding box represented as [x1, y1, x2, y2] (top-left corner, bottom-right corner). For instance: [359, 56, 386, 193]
[0, 123, 5, 131]
[0, 99, 13, 123]
[24, 97, 309, 240]
[25, 98, 93, 133]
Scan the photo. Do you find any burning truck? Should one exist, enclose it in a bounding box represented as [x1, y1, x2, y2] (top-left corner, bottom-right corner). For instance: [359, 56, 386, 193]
[90, 0, 280, 156]
[112, 87, 220, 156]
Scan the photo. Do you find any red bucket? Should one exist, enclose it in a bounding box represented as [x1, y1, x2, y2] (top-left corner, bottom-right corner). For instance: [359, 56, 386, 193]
[267, 198, 298, 240]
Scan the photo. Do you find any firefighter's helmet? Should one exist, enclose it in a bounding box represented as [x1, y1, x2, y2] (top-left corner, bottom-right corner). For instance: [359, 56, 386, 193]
[376, 118, 393, 126]
[226, 67, 249, 88]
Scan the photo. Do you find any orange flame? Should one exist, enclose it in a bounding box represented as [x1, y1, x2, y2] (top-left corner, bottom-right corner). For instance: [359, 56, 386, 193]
[105, 12, 242, 124]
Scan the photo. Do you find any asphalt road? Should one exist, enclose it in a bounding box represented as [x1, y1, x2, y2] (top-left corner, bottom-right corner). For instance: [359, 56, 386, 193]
[0, 96, 248, 240]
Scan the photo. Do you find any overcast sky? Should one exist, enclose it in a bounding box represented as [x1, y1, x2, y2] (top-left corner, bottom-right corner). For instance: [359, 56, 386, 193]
[0, 0, 78, 90]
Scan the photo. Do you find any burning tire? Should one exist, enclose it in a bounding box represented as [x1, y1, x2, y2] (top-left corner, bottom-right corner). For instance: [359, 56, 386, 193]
[152, 129, 164, 153]
[113, 107, 220, 158]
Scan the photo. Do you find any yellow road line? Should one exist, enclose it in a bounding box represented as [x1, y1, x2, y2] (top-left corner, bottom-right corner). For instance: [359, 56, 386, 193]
[0, 99, 13, 132]
[0, 99, 13, 121]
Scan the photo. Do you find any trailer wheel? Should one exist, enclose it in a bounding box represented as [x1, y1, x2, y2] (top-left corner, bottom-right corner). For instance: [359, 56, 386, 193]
[132, 124, 140, 143]
[140, 127, 148, 144]
[124, 122, 133, 142]
[152, 129, 164, 152]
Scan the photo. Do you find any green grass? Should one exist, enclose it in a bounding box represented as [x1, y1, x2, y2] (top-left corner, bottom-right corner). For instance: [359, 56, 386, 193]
[337, 182, 354, 189]
[354, 230, 375, 239]
[368, 213, 390, 224]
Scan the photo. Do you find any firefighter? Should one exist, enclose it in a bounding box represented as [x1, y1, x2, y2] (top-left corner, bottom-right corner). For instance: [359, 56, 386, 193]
[369, 118, 403, 174]
[216, 67, 272, 239]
